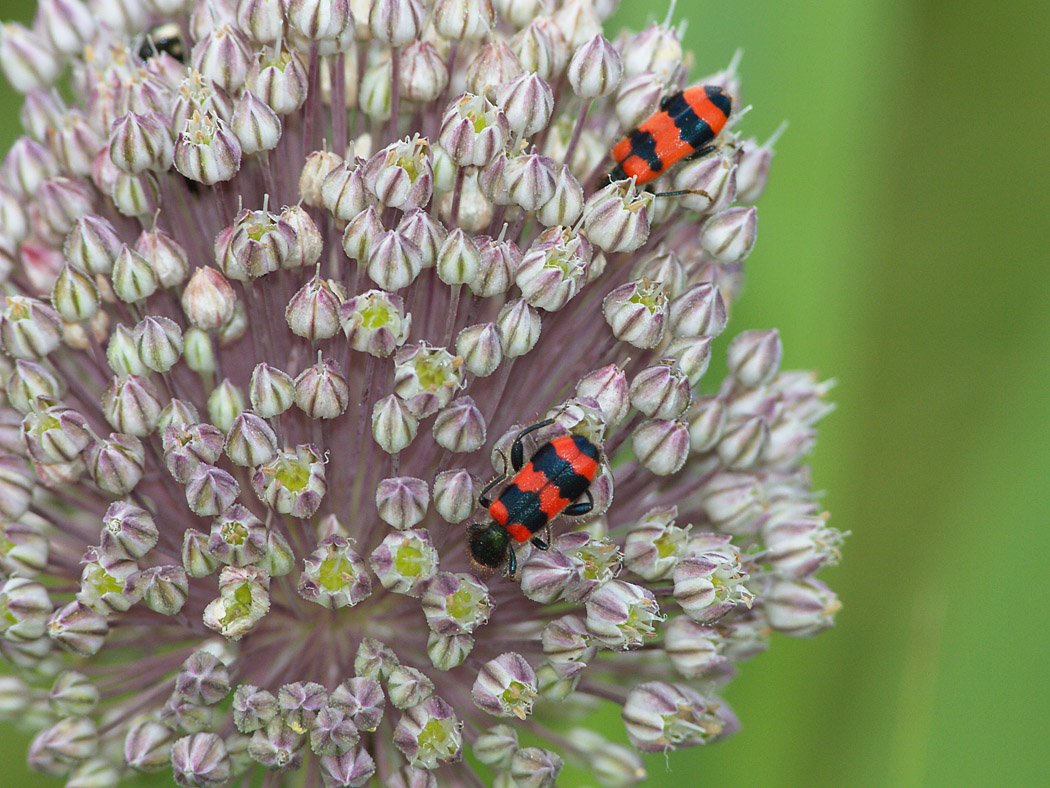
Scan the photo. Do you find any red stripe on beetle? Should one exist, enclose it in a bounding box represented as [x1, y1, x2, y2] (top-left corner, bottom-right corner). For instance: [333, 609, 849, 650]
[506, 523, 531, 542]
[552, 436, 599, 480]
[489, 499, 509, 526]
[512, 463, 548, 493]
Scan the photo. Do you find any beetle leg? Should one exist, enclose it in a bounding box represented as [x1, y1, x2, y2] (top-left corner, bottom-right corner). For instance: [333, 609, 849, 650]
[530, 536, 549, 551]
[563, 489, 595, 517]
[685, 144, 717, 161]
[479, 450, 509, 508]
[509, 418, 556, 471]
[506, 548, 517, 578]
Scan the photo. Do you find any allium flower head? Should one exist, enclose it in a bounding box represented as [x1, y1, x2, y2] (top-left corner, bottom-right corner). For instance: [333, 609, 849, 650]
[0, 2, 843, 786]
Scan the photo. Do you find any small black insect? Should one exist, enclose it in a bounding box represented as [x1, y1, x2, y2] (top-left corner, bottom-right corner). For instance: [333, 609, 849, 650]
[137, 22, 186, 64]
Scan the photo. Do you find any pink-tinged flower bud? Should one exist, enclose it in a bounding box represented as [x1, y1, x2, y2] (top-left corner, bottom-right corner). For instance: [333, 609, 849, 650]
[565, 729, 647, 788]
[101, 375, 162, 437]
[216, 207, 297, 282]
[21, 404, 91, 465]
[339, 289, 411, 357]
[519, 547, 577, 605]
[185, 464, 240, 516]
[369, 529, 438, 596]
[400, 40, 449, 102]
[362, 136, 433, 211]
[621, 22, 682, 82]
[497, 298, 541, 357]
[182, 528, 219, 578]
[27, 715, 99, 773]
[0, 188, 27, 244]
[496, 73, 553, 137]
[174, 110, 242, 185]
[393, 342, 465, 418]
[516, 226, 589, 311]
[171, 733, 231, 787]
[700, 205, 757, 264]
[510, 19, 560, 81]
[252, 444, 327, 518]
[666, 335, 712, 385]
[175, 650, 231, 707]
[109, 169, 162, 219]
[632, 248, 685, 298]
[671, 154, 737, 215]
[727, 328, 783, 388]
[602, 279, 668, 349]
[207, 504, 266, 568]
[232, 90, 282, 154]
[370, 0, 425, 46]
[297, 535, 373, 609]
[465, 40, 525, 99]
[99, 500, 157, 560]
[668, 282, 727, 339]
[433, 396, 486, 453]
[371, 394, 418, 453]
[108, 112, 173, 175]
[568, 34, 621, 98]
[433, 0, 494, 40]
[225, 412, 278, 467]
[0, 576, 53, 642]
[287, 0, 353, 42]
[34, 176, 95, 243]
[632, 419, 689, 476]
[469, 235, 518, 297]
[575, 364, 628, 426]
[202, 565, 271, 640]
[295, 355, 349, 419]
[614, 72, 663, 129]
[124, 718, 173, 773]
[537, 163, 583, 227]
[131, 316, 182, 373]
[318, 747, 376, 786]
[64, 215, 122, 277]
[0, 24, 60, 93]
[505, 153, 557, 212]
[539, 614, 594, 681]
[47, 599, 108, 656]
[300, 149, 343, 207]
[687, 395, 727, 452]
[392, 696, 463, 769]
[3, 136, 58, 199]
[621, 681, 724, 752]
[48, 669, 98, 718]
[672, 539, 752, 623]
[494, 0, 544, 28]
[736, 125, 785, 203]
[181, 328, 214, 376]
[191, 25, 252, 94]
[134, 228, 189, 289]
[421, 570, 491, 636]
[439, 170, 493, 232]
[765, 577, 841, 637]
[182, 267, 236, 330]
[699, 472, 762, 535]
[436, 228, 481, 286]
[237, 0, 285, 44]
[717, 414, 768, 469]
[38, 0, 94, 56]
[207, 378, 246, 431]
[334, 672, 387, 726]
[552, 0, 602, 47]
[5, 359, 61, 415]
[87, 433, 144, 497]
[472, 652, 537, 720]
[162, 422, 224, 483]
[110, 244, 158, 304]
[664, 617, 726, 679]
[455, 323, 503, 377]
[439, 93, 510, 167]
[248, 362, 294, 418]
[582, 180, 650, 253]
[232, 684, 278, 734]
[585, 579, 661, 650]
[510, 746, 562, 788]
[286, 276, 346, 340]
[342, 205, 384, 262]
[0, 296, 62, 359]
[763, 509, 844, 580]
[359, 58, 394, 121]
[327, 159, 380, 221]
[277, 205, 322, 270]
[376, 476, 429, 530]
[368, 229, 425, 291]
[623, 506, 690, 581]
[431, 468, 473, 525]
[387, 665, 435, 710]
[428, 631, 475, 672]
[629, 363, 691, 420]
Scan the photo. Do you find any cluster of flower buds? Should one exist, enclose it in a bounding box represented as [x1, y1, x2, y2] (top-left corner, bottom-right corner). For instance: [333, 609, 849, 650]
[0, 1, 840, 787]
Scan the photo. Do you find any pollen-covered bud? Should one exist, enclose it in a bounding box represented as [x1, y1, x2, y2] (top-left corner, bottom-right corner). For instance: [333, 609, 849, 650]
[765, 577, 841, 637]
[419, 570, 489, 638]
[98, 501, 156, 561]
[687, 395, 727, 452]
[295, 355, 349, 419]
[371, 394, 419, 453]
[376, 476, 429, 530]
[392, 696, 463, 769]
[393, 342, 465, 418]
[585, 579, 662, 650]
[496, 73, 553, 138]
[206, 506, 266, 567]
[1, 296, 62, 359]
[472, 652, 537, 721]
[629, 363, 691, 420]
[252, 444, 327, 518]
[668, 283, 727, 339]
[232, 89, 282, 154]
[171, 732, 231, 787]
[701, 205, 757, 264]
[622, 681, 725, 752]
[497, 298, 541, 357]
[624, 506, 691, 581]
[455, 323, 503, 377]
[672, 535, 753, 622]
[400, 40, 449, 102]
[130, 565, 189, 616]
[568, 33, 621, 98]
[225, 412, 278, 467]
[537, 163, 583, 227]
[185, 464, 240, 517]
[298, 536, 373, 609]
[286, 276, 346, 341]
[87, 433, 144, 497]
[603, 279, 668, 348]
[174, 110, 242, 185]
[367, 229, 425, 291]
[727, 328, 783, 388]
[47, 599, 107, 656]
[439, 93, 510, 167]
[182, 267, 236, 330]
[369, 529, 439, 596]
[583, 180, 651, 254]
[203, 565, 271, 641]
[433, 397, 487, 453]
[108, 112, 172, 175]
[250, 363, 295, 418]
[362, 136, 433, 211]
[207, 379, 246, 432]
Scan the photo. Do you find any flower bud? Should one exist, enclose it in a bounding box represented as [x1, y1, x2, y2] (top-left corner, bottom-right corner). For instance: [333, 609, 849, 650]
[101, 375, 162, 437]
[434, 0, 494, 40]
[232, 89, 282, 154]
[496, 73, 553, 138]
[252, 444, 327, 518]
[340, 289, 411, 357]
[0, 576, 53, 642]
[602, 279, 668, 349]
[225, 412, 278, 467]
[286, 276, 346, 341]
[48, 669, 98, 718]
[298, 536, 373, 609]
[108, 112, 173, 175]
[400, 40, 449, 103]
[295, 355, 349, 419]
[496, 298, 541, 357]
[511, 19, 566, 81]
[433, 397, 486, 453]
[171, 733, 231, 787]
[537, 164, 583, 227]
[132, 316, 183, 373]
[250, 363, 295, 418]
[519, 547, 578, 605]
[510, 746, 563, 788]
[185, 464, 240, 516]
[576, 364, 629, 426]
[182, 529, 219, 578]
[1, 296, 62, 359]
[369, 0, 424, 46]
[763, 509, 843, 579]
[202, 565, 271, 640]
[717, 415, 768, 469]
[21, 403, 92, 465]
[133, 565, 189, 616]
[368, 229, 424, 291]
[668, 283, 727, 339]
[376, 476, 429, 530]
[765, 578, 841, 637]
[182, 267, 236, 330]
[436, 228, 481, 286]
[455, 323, 503, 377]
[359, 59, 393, 121]
[47, 599, 108, 656]
[174, 110, 242, 185]
[369, 529, 439, 596]
[736, 126, 784, 204]
[372, 394, 419, 453]
[672, 154, 737, 215]
[700, 206, 757, 264]
[632, 419, 689, 476]
[387, 665, 435, 710]
[432, 468, 475, 525]
[0, 23, 61, 93]
[629, 364, 691, 420]
[469, 236, 518, 297]
[362, 136, 433, 212]
[6, 359, 61, 415]
[583, 181, 650, 253]
[727, 328, 783, 387]
[567, 34, 621, 98]
[191, 25, 252, 93]
[207, 378, 247, 432]
[439, 93, 510, 168]
[34, 176, 96, 243]
[87, 433, 144, 496]
[687, 395, 727, 452]
[465, 40, 525, 99]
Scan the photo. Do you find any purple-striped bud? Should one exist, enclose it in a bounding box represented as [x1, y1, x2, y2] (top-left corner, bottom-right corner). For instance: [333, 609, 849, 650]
[567, 34, 621, 98]
[439, 93, 510, 167]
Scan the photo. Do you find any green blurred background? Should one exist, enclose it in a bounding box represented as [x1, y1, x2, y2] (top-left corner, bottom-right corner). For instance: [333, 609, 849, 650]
[2, 1, 1047, 786]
